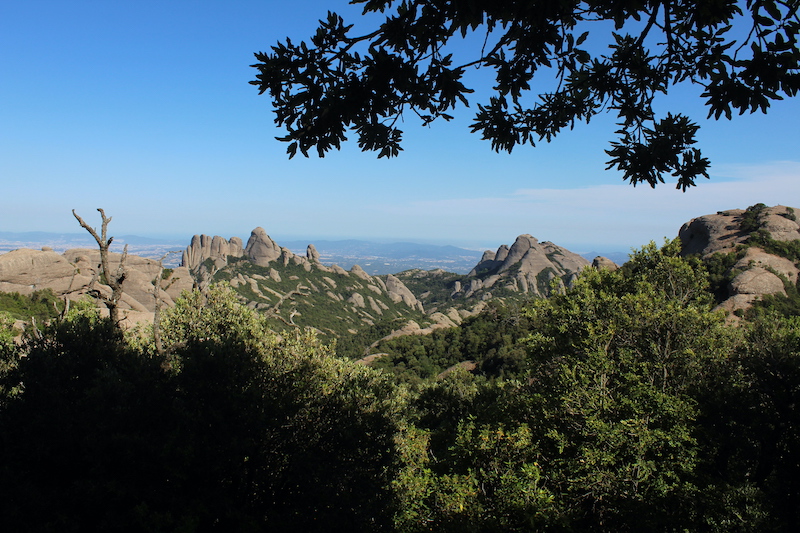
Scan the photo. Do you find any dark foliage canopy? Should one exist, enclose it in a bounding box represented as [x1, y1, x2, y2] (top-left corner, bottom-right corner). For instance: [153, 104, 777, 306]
[252, 0, 800, 190]
[3, 244, 800, 529]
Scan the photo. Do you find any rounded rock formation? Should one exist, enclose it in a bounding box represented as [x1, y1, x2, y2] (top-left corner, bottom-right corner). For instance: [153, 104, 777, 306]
[245, 227, 282, 267]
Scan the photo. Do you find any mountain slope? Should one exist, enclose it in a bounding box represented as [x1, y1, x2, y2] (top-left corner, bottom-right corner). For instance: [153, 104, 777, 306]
[183, 228, 427, 338]
[394, 234, 592, 314]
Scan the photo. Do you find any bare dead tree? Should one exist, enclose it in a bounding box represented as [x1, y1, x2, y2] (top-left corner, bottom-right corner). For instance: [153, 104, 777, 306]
[72, 209, 128, 327]
[58, 297, 70, 321]
[28, 317, 43, 341]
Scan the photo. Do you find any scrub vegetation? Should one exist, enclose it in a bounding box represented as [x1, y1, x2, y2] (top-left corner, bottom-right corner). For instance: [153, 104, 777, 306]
[2, 240, 800, 531]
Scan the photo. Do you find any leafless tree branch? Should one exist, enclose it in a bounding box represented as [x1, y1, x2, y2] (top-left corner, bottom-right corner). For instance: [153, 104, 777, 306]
[72, 209, 127, 327]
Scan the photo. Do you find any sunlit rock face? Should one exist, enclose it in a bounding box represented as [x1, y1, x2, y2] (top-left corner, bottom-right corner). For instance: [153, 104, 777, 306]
[679, 204, 800, 316]
[245, 227, 282, 267]
[0, 247, 193, 321]
[463, 234, 590, 299]
[182, 234, 244, 270]
[679, 205, 800, 257]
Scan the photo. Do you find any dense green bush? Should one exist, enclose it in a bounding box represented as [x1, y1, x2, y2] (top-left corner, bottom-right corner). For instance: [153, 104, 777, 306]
[371, 301, 532, 384]
[0, 286, 406, 532]
[740, 203, 768, 233]
[2, 243, 799, 531]
[388, 241, 800, 530]
[0, 289, 64, 322]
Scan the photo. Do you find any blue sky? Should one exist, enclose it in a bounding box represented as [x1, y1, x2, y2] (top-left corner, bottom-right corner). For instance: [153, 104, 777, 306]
[2, 0, 799, 253]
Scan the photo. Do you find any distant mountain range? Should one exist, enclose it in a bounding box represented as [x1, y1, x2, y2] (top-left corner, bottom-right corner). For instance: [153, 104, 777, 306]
[3, 205, 798, 355]
[0, 231, 628, 274]
[0, 231, 180, 246]
[278, 239, 485, 274]
[578, 250, 630, 266]
[0, 231, 633, 276]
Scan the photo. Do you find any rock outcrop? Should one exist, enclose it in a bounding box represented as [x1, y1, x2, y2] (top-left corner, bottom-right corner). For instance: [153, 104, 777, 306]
[245, 227, 283, 267]
[307, 244, 321, 263]
[184, 228, 322, 274]
[0, 248, 79, 294]
[350, 264, 372, 281]
[592, 256, 619, 271]
[679, 209, 748, 256]
[0, 247, 193, 322]
[180, 228, 512, 325]
[182, 234, 244, 270]
[679, 205, 799, 257]
[733, 247, 798, 284]
[729, 267, 785, 296]
[679, 205, 799, 316]
[461, 234, 590, 298]
[174, 227, 425, 334]
[385, 274, 423, 312]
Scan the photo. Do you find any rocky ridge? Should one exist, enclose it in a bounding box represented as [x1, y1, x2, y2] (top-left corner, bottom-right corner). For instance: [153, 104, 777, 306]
[679, 204, 800, 315]
[4, 202, 793, 336]
[361, 238, 599, 349]
[0, 225, 613, 338]
[180, 228, 602, 340]
[680, 205, 800, 255]
[394, 235, 596, 317]
[182, 228, 427, 336]
[465, 234, 591, 297]
[4, 205, 785, 340]
[0, 247, 194, 326]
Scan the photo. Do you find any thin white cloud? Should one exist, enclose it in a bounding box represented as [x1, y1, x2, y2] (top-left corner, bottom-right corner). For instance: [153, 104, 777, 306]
[377, 161, 800, 248]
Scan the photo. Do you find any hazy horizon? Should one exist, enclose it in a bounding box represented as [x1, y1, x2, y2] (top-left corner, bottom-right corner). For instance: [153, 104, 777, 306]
[0, 227, 639, 257]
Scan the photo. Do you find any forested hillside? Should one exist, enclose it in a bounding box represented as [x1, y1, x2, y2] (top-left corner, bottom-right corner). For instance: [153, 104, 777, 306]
[2, 226, 800, 530]
[208, 255, 429, 338]
[173, 228, 595, 358]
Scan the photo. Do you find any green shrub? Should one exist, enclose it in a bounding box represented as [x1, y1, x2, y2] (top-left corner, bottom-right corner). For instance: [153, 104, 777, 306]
[0, 289, 64, 322]
[702, 249, 745, 303]
[740, 203, 768, 233]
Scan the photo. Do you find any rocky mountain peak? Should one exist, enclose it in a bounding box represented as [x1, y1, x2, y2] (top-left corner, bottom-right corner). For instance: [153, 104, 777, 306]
[177, 228, 424, 331]
[500, 234, 539, 271]
[183, 228, 298, 273]
[182, 234, 244, 270]
[494, 244, 510, 262]
[384, 274, 423, 312]
[307, 244, 321, 263]
[592, 256, 619, 270]
[349, 264, 372, 281]
[479, 249, 496, 263]
[245, 227, 282, 267]
[462, 233, 590, 299]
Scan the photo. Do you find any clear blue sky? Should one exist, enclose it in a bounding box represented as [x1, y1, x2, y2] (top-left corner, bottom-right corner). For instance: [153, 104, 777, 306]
[2, 0, 799, 253]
